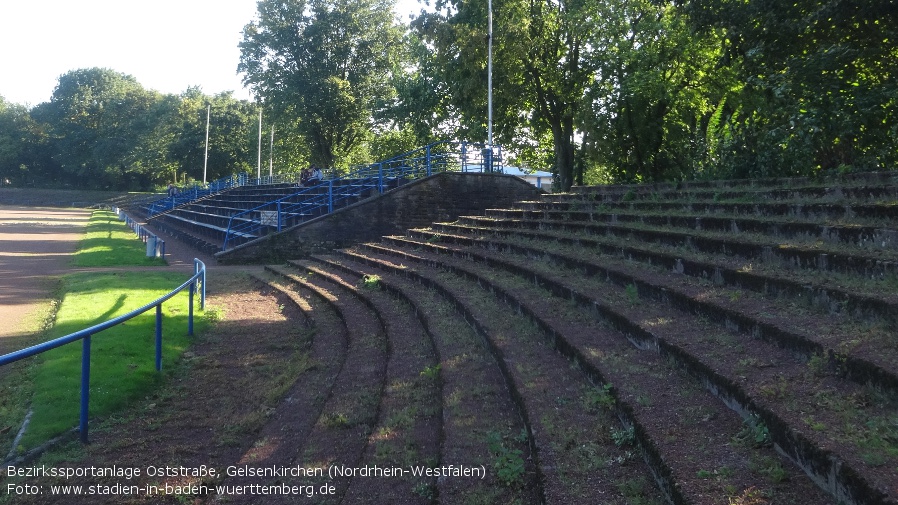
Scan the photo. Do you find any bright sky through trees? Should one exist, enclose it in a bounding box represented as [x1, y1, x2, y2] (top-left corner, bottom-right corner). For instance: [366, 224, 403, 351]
[0, 0, 423, 107]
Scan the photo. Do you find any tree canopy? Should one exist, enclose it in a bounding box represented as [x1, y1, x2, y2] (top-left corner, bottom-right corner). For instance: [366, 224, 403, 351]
[0, 0, 894, 190]
[239, 0, 403, 170]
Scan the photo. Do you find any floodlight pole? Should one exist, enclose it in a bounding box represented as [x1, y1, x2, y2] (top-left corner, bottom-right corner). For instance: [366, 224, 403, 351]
[203, 104, 210, 185]
[269, 125, 274, 178]
[257, 109, 262, 179]
[487, 0, 494, 172]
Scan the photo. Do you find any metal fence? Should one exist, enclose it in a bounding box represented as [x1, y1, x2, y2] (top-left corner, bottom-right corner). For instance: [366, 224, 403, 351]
[145, 174, 242, 218]
[220, 141, 502, 250]
[0, 260, 207, 444]
[115, 207, 165, 258]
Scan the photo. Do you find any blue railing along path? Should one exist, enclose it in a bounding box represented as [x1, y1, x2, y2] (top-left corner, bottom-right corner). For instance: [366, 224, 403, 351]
[0, 260, 207, 444]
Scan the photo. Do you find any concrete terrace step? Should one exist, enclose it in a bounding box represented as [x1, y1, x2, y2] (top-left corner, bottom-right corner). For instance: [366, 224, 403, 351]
[356, 232, 898, 504]
[432, 219, 898, 325]
[336, 244, 834, 504]
[276, 256, 540, 503]
[479, 210, 898, 277]
[562, 171, 898, 198]
[258, 263, 389, 501]
[509, 203, 898, 250]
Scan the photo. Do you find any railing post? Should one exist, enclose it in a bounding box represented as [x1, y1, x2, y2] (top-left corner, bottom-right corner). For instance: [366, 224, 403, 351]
[378, 163, 384, 193]
[196, 259, 206, 310]
[426, 145, 432, 177]
[461, 141, 468, 172]
[328, 180, 334, 213]
[79, 335, 91, 444]
[277, 201, 282, 232]
[188, 283, 195, 336]
[155, 305, 163, 371]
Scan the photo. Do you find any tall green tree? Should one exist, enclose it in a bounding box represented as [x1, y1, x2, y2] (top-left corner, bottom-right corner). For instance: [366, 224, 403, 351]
[414, 0, 595, 190]
[580, 0, 735, 182]
[33, 68, 160, 189]
[0, 96, 34, 185]
[166, 89, 259, 183]
[239, 0, 403, 170]
[686, 0, 898, 175]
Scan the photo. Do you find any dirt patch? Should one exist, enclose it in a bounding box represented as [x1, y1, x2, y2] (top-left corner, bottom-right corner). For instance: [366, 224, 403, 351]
[0, 206, 92, 350]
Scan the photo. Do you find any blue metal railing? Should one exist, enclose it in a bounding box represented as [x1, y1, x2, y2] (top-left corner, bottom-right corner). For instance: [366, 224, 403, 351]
[220, 141, 502, 250]
[0, 260, 206, 444]
[115, 207, 165, 258]
[146, 174, 243, 218]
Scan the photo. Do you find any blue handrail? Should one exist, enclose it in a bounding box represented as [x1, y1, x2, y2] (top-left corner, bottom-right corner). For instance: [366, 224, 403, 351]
[146, 174, 242, 218]
[220, 141, 503, 250]
[0, 260, 207, 444]
[115, 207, 166, 258]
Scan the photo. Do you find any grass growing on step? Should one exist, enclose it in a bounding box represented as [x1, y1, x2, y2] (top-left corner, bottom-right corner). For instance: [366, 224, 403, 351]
[18, 271, 201, 450]
[72, 210, 167, 267]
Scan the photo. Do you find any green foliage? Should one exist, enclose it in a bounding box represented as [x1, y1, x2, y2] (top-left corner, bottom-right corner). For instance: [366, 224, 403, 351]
[610, 425, 636, 447]
[419, 364, 441, 380]
[485, 430, 526, 487]
[166, 89, 262, 184]
[1, 0, 894, 188]
[583, 383, 616, 412]
[1, 71, 260, 190]
[734, 414, 771, 448]
[686, 0, 898, 176]
[625, 283, 640, 305]
[240, 0, 403, 170]
[361, 273, 382, 290]
[20, 271, 204, 449]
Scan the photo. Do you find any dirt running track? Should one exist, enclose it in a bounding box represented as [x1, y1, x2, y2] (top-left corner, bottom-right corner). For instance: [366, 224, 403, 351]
[0, 206, 92, 351]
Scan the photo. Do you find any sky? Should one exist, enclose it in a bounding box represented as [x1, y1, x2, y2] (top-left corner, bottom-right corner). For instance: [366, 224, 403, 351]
[0, 0, 426, 107]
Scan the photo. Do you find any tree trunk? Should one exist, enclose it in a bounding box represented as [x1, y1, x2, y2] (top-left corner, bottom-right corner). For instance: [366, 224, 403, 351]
[551, 114, 576, 191]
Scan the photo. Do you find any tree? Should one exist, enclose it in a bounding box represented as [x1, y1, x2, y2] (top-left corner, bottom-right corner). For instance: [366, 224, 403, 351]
[34, 68, 160, 189]
[413, 0, 597, 190]
[579, 0, 735, 182]
[239, 0, 403, 170]
[0, 96, 31, 185]
[166, 89, 259, 183]
[686, 0, 898, 175]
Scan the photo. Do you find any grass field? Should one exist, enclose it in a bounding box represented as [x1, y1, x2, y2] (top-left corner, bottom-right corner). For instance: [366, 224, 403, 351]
[1, 209, 204, 456]
[71, 210, 166, 267]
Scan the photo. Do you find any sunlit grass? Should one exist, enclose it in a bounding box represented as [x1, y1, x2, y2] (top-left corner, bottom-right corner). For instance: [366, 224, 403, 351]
[18, 271, 205, 450]
[71, 210, 166, 267]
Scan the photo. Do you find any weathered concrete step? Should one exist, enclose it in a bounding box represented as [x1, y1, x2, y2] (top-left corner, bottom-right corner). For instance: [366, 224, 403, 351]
[339, 246, 835, 505]
[262, 265, 389, 501]
[278, 260, 442, 505]
[431, 220, 898, 326]
[216, 273, 348, 498]
[289, 255, 540, 503]
[508, 203, 898, 250]
[400, 229, 898, 397]
[605, 200, 898, 222]
[559, 171, 898, 198]
[477, 210, 898, 277]
[541, 184, 898, 207]
[361, 238, 898, 504]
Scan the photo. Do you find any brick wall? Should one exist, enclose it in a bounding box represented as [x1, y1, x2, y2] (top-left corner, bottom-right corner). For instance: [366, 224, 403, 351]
[216, 172, 543, 264]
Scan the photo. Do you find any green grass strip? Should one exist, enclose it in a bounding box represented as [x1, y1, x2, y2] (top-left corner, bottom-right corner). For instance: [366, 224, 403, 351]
[17, 271, 204, 450]
[71, 210, 166, 267]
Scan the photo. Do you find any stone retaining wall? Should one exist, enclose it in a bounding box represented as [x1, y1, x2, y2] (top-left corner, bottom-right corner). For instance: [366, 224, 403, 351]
[216, 172, 543, 264]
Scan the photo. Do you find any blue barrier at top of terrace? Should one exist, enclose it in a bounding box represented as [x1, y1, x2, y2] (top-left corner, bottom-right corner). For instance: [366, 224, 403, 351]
[145, 174, 242, 218]
[220, 141, 502, 251]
